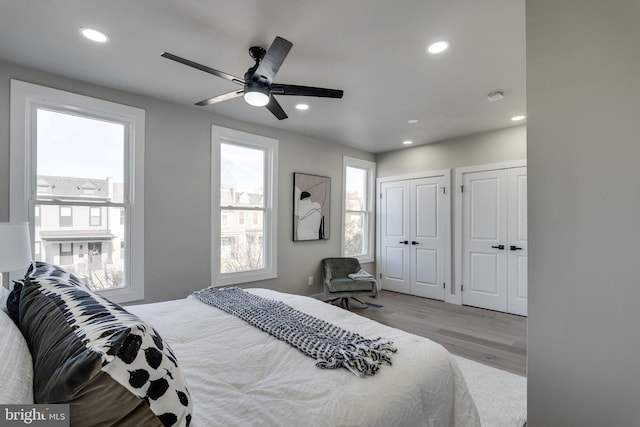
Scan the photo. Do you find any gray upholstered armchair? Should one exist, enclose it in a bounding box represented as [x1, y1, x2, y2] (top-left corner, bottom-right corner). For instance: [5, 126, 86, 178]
[322, 257, 378, 310]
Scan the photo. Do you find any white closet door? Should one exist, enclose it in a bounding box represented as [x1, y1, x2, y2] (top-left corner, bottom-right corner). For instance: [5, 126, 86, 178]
[507, 167, 528, 315]
[461, 169, 509, 312]
[380, 181, 411, 294]
[379, 173, 449, 301]
[410, 177, 447, 300]
[459, 163, 528, 316]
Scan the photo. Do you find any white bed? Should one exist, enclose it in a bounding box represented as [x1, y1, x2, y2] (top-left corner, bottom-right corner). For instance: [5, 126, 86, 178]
[128, 288, 480, 427]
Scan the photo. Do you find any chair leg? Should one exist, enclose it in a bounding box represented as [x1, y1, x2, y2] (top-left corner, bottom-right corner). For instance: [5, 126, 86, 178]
[351, 297, 366, 306]
[331, 297, 365, 311]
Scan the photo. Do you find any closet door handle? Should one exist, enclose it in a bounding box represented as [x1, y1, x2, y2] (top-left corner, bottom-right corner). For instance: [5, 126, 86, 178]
[399, 240, 409, 244]
[491, 245, 505, 250]
[510, 245, 522, 251]
[411, 241, 419, 245]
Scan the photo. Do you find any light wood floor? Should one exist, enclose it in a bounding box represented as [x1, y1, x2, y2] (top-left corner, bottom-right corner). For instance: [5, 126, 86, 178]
[346, 290, 527, 376]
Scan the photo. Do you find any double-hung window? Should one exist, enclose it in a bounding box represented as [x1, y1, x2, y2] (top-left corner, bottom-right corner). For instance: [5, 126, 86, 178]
[342, 157, 376, 262]
[10, 80, 145, 303]
[211, 125, 278, 285]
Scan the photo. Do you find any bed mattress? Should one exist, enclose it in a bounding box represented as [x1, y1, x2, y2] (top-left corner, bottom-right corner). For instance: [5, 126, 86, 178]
[128, 288, 480, 427]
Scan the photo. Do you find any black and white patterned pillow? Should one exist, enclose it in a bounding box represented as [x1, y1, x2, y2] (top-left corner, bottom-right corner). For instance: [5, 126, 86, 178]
[6, 263, 86, 321]
[25, 261, 88, 288]
[11, 262, 192, 426]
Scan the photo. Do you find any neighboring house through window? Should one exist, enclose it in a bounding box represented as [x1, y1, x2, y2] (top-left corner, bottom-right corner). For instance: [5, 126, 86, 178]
[211, 125, 278, 285]
[34, 205, 41, 227]
[342, 156, 376, 263]
[59, 243, 73, 265]
[10, 80, 145, 303]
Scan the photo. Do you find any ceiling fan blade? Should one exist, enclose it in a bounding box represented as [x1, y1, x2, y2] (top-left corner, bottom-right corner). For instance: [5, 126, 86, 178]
[270, 83, 344, 98]
[252, 37, 293, 84]
[161, 52, 245, 85]
[195, 90, 244, 106]
[265, 96, 288, 120]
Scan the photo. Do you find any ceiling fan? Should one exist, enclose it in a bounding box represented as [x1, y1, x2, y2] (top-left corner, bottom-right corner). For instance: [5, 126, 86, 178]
[161, 36, 344, 120]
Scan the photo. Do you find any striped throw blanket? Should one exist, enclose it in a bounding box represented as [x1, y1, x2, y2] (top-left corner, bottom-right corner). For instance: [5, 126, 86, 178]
[192, 287, 396, 377]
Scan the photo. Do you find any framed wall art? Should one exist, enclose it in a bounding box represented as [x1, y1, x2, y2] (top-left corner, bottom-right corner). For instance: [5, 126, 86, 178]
[293, 172, 330, 241]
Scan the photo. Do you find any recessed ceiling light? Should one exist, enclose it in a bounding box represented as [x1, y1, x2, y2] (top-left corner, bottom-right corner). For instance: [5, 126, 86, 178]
[511, 115, 526, 121]
[80, 27, 109, 43]
[403, 140, 413, 145]
[408, 119, 419, 124]
[295, 104, 309, 111]
[427, 40, 449, 54]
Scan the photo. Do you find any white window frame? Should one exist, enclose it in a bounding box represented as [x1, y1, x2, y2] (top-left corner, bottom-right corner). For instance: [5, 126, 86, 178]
[9, 80, 145, 303]
[342, 156, 376, 263]
[211, 125, 278, 286]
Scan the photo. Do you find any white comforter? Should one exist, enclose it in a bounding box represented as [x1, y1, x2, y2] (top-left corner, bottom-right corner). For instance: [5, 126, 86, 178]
[128, 289, 480, 427]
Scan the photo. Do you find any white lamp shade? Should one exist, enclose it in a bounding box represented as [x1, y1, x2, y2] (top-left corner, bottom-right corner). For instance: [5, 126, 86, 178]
[0, 222, 32, 274]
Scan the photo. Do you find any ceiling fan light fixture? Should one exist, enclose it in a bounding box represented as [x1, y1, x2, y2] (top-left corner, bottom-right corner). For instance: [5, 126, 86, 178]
[162, 36, 343, 120]
[244, 86, 270, 107]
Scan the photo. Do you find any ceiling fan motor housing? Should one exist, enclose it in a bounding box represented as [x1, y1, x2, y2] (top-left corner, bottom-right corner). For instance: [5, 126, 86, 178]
[248, 46, 267, 61]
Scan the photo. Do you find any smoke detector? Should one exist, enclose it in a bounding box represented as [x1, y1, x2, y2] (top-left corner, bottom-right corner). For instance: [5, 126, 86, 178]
[487, 91, 504, 102]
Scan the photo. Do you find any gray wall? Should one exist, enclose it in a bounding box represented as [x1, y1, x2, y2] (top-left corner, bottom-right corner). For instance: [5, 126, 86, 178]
[376, 125, 526, 178]
[527, 1, 640, 425]
[0, 59, 374, 303]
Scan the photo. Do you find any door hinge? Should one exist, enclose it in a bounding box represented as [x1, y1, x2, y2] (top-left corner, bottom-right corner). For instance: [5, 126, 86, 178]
[442, 186, 446, 194]
[379, 273, 382, 279]
[380, 193, 383, 199]
[443, 282, 446, 289]
[461, 284, 464, 291]
[460, 185, 464, 193]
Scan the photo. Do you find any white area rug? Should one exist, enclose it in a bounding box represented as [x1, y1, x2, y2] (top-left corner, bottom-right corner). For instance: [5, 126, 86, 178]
[454, 356, 527, 427]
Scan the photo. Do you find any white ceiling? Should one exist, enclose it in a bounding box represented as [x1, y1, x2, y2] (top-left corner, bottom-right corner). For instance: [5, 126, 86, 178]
[0, 0, 525, 153]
